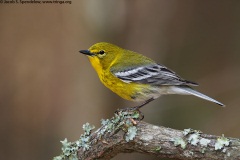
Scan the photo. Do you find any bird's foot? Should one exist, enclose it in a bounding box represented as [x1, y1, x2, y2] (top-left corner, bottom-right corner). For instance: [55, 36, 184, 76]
[115, 107, 144, 120]
[115, 98, 155, 121]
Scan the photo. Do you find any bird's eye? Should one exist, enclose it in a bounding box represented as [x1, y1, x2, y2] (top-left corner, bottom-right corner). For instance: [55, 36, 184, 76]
[99, 50, 105, 55]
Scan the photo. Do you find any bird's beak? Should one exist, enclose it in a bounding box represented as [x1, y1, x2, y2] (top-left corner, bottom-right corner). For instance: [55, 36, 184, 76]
[79, 50, 95, 56]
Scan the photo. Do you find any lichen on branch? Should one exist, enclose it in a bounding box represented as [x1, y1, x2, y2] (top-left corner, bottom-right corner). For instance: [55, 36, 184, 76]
[53, 110, 240, 160]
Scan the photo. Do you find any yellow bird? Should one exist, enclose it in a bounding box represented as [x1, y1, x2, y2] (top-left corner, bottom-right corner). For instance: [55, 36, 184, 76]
[79, 42, 224, 109]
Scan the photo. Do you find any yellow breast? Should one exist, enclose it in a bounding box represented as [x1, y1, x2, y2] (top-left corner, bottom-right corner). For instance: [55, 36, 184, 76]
[88, 56, 146, 101]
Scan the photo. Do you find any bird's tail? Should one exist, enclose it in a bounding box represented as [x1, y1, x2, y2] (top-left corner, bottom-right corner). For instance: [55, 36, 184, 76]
[180, 86, 225, 107]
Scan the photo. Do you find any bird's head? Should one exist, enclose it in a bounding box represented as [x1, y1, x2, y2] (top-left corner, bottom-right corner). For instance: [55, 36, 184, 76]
[80, 42, 123, 69]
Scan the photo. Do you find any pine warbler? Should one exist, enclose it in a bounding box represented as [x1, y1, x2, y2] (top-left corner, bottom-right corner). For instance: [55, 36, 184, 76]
[79, 42, 224, 109]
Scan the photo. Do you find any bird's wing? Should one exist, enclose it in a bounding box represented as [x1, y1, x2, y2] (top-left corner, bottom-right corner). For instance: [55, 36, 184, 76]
[111, 63, 198, 86]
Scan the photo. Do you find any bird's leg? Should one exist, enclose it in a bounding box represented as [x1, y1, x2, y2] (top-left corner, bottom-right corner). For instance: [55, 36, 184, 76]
[132, 97, 155, 110]
[115, 98, 155, 120]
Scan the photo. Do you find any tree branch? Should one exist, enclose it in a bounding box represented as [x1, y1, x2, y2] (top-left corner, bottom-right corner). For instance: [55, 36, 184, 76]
[54, 111, 240, 160]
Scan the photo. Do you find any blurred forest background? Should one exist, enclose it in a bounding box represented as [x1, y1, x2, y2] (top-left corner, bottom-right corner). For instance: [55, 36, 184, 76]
[0, 0, 240, 160]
